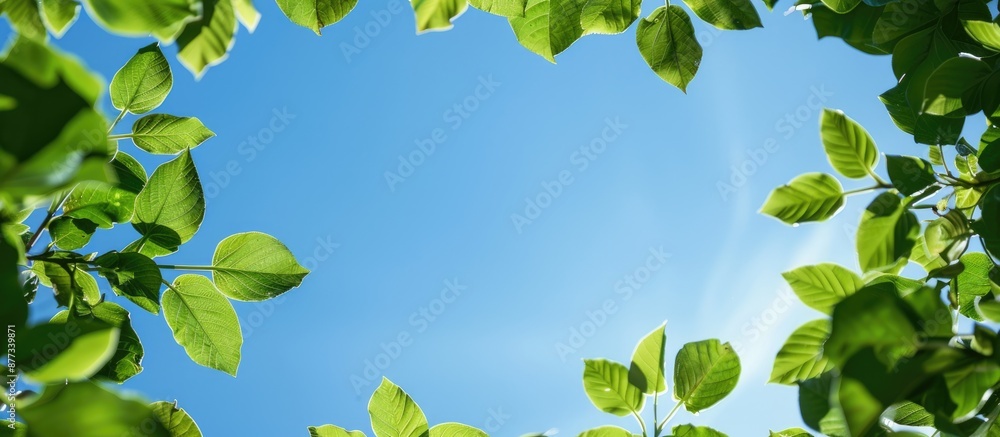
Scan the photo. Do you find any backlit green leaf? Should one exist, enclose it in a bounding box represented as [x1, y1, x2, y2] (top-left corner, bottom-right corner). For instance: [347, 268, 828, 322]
[782, 263, 864, 314]
[769, 319, 834, 385]
[636, 5, 702, 91]
[673, 339, 740, 413]
[825, 283, 917, 367]
[856, 192, 919, 273]
[51, 301, 144, 383]
[429, 423, 487, 437]
[670, 424, 727, 437]
[110, 43, 172, 114]
[955, 253, 999, 321]
[681, 0, 761, 30]
[211, 232, 309, 301]
[176, 0, 238, 77]
[82, 0, 197, 39]
[368, 378, 429, 437]
[131, 114, 214, 154]
[509, 0, 584, 62]
[40, 0, 80, 37]
[577, 426, 632, 437]
[924, 210, 969, 264]
[94, 251, 162, 314]
[580, 0, 640, 34]
[412, 0, 467, 33]
[163, 274, 242, 376]
[130, 149, 205, 257]
[151, 401, 203, 437]
[820, 109, 879, 179]
[962, 20, 1000, 52]
[19, 382, 170, 437]
[276, 0, 357, 35]
[628, 322, 667, 394]
[311, 425, 368, 437]
[582, 358, 644, 416]
[20, 319, 119, 383]
[468, 0, 526, 16]
[761, 173, 845, 225]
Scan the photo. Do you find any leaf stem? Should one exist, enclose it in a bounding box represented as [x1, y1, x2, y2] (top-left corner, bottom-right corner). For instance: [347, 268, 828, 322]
[157, 264, 215, 271]
[632, 410, 648, 437]
[108, 108, 127, 134]
[657, 401, 683, 431]
[939, 145, 952, 177]
[843, 184, 892, 196]
[25, 190, 73, 253]
[108, 134, 133, 140]
[653, 393, 659, 437]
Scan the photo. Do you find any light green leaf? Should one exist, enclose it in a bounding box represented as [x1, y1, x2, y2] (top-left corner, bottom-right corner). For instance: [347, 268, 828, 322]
[577, 426, 632, 437]
[110, 42, 172, 114]
[509, 0, 585, 63]
[52, 302, 144, 383]
[40, 0, 81, 37]
[429, 423, 488, 437]
[628, 322, 667, 394]
[49, 216, 97, 250]
[94, 251, 162, 314]
[131, 114, 215, 154]
[232, 0, 260, 31]
[20, 320, 119, 383]
[468, 0, 526, 16]
[962, 20, 1000, 52]
[82, 0, 197, 38]
[276, 0, 357, 35]
[670, 424, 727, 437]
[163, 274, 242, 376]
[769, 429, 812, 437]
[310, 425, 368, 437]
[820, 109, 879, 180]
[582, 358, 644, 416]
[636, 5, 702, 92]
[980, 299, 1000, 322]
[176, 0, 237, 77]
[368, 378, 429, 437]
[673, 339, 740, 413]
[680, 0, 761, 30]
[824, 283, 917, 367]
[150, 401, 203, 437]
[769, 319, 834, 385]
[412, 0, 467, 33]
[944, 362, 1000, 420]
[36, 260, 101, 307]
[856, 192, 919, 273]
[924, 210, 969, 264]
[4, 0, 46, 40]
[887, 402, 933, 427]
[130, 149, 205, 257]
[211, 232, 309, 301]
[760, 173, 845, 225]
[580, 0, 640, 34]
[955, 253, 999, 321]
[923, 57, 992, 117]
[18, 382, 170, 437]
[781, 263, 864, 314]
[818, 0, 859, 13]
[64, 151, 146, 227]
[885, 155, 935, 196]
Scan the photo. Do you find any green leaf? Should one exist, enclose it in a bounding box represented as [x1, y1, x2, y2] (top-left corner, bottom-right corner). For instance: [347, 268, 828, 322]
[856, 192, 919, 273]
[110, 43, 172, 114]
[577, 426, 632, 437]
[819, 0, 860, 14]
[824, 283, 917, 367]
[670, 424, 727, 437]
[980, 129, 1000, 173]
[680, 0, 761, 30]
[886, 402, 933, 427]
[130, 149, 205, 257]
[509, 0, 585, 63]
[582, 358, 644, 416]
[36, 260, 101, 307]
[429, 423, 488, 437]
[64, 151, 146, 228]
[636, 5, 702, 92]
[276, 0, 357, 35]
[769, 319, 834, 385]
[368, 378, 429, 437]
[52, 301, 144, 383]
[176, 0, 238, 77]
[48, 216, 97, 250]
[40, 0, 81, 37]
[0, 231, 27, 328]
[885, 155, 935, 196]
[19, 382, 170, 437]
[94, 251, 162, 314]
[673, 339, 740, 413]
[872, 0, 938, 46]
[468, 0, 526, 16]
[211, 231, 309, 301]
[20, 319, 119, 383]
[820, 109, 879, 180]
[232, 0, 260, 31]
[163, 274, 242, 376]
[150, 401, 203, 437]
[629, 323, 667, 394]
[4, 0, 46, 40]
[760, 173, 845, 225]
[769, 429, 812, 437]
[798, 374, 847, 436]
[131, 114, 215, 154]
[982, 299, 1000, 323]
[781, 263, 864, 314]
[580, 0, 640, 34]
[810, 3, 885, 55]
[922, 57, 992, 117]
[955, 253, 999, 321]
[924, 210, 969, 264]
[412, 0, 467, 33]
[943, 361, 1000, 420]
[82, 0, 197, 38]
[962, 20, 1000, 52]
[310, 425, 368, 437]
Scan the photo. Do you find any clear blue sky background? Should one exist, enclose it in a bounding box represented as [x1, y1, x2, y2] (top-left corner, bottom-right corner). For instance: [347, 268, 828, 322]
[3, 2, 929, 435]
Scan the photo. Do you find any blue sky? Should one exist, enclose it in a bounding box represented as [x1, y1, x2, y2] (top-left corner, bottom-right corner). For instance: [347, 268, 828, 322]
[4, 2, 932, 435]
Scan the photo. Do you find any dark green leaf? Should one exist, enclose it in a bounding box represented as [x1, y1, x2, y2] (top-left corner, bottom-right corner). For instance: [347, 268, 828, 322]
[94, 251, 162, 314]
[885, 155, 936, 196]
